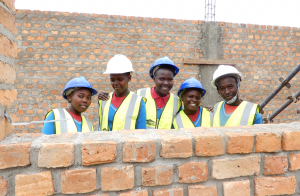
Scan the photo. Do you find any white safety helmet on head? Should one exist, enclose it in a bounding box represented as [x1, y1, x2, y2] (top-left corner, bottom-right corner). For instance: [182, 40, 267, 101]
[211, 65, 243, 89]
[103, 54, 134, 74]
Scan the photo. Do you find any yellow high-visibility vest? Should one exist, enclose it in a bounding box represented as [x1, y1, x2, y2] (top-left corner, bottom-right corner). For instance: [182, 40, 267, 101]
[212, 101, 259, 127]
[98, 91, 144, 131]
[45, 108, 94, 134]
[173, 107, 211, 129]
[136, 88, 181, 129]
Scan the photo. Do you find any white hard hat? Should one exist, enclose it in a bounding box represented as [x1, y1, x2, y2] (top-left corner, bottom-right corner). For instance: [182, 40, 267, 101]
[103, 54, 134, 74]
[211, 65, 242, 89]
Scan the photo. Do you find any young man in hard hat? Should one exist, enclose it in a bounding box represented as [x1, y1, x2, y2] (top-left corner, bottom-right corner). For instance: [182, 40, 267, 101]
[210, 65, 262, 127]
[42, 76, 98, 134]
[173, 77, 211, 129]
[98, 54, 147, 131]
[98, 56, 181, 129]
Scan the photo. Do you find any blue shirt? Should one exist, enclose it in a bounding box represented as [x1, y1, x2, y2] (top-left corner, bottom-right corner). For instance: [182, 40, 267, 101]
[192, 107, 202, 127]
[42, 111, 82, 135]
[220, 103, 263, 126]
[100, 99, 147, 131]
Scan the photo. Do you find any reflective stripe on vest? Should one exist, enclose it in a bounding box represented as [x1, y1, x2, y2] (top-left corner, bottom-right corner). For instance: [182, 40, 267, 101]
[212, 101, 259, 127]
[137, 88, 181, 129]
[173, 107, 211, 129]
[49, 108, 93, 134]
[98, 91, 142, 131]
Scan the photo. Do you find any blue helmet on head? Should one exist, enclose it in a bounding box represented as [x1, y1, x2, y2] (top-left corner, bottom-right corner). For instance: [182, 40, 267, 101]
[62, 76, 98, 99]
[149, 57, 179, 79]
[177, 77, 206, 97]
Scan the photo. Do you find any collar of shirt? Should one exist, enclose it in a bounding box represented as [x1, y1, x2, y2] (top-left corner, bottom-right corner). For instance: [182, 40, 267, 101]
[224, 103, 238, 114]
[187, 106, 201, 123]
[111, 92, 126, 108]
[150, 87, 170, 109]
[66, 109, 82, 122]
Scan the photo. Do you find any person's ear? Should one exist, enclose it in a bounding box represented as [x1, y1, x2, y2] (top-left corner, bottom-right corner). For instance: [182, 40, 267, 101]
[67, 94, 72, 103]
[128, 74, 131, 82]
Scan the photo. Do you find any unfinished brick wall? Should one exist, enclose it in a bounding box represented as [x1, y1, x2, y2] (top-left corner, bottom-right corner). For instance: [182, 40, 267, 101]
[1, 123, 300, 195]
[14, 10, 300, 133]
[0, 0, 17, 141]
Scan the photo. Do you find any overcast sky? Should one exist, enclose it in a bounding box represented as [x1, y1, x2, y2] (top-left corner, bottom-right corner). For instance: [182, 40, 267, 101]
[15, 0, 300, 28]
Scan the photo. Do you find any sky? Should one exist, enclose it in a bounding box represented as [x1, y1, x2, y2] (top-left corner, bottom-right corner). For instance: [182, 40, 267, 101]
[15, 0, 300, 28]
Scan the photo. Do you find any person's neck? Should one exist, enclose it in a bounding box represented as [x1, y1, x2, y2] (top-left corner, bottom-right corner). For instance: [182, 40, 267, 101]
[67, 107, 80, 116]
[115, 89, 129, 97]
[154, 87, 168, 97]
[184, 107, 198, 115]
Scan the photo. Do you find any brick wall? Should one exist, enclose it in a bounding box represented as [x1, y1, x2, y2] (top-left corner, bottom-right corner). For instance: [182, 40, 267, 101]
[14, 10, 300, 133]
[1, 123, 300, 195]
[0, 0, 17, 141]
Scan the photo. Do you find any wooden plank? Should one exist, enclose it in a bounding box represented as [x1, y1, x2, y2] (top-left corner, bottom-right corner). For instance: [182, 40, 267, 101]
[183, 58, 238, 65]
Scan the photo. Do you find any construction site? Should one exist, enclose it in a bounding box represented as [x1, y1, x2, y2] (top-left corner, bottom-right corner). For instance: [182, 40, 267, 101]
[1, 0, 300, 195]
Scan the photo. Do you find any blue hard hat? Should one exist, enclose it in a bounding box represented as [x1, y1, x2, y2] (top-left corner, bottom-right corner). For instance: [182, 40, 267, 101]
[149, 57, 179, 79]
[177, 77, 206, 97]
[62, 76, 98, 99]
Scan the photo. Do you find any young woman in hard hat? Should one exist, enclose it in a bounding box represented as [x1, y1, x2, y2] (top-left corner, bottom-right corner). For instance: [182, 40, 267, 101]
[173, 77, 212, 129]
[210, 65, 262, 127]
[98, 54, 147, 131]
[98, 56, 181, 129]
[42, 76, 98, 135]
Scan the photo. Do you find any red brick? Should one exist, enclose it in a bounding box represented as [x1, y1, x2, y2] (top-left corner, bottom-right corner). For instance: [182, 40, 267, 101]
[255, 132, 281, 152]
[289, 153, 300, 171]
[153, 187, 183, 196]
[223, 180, 250, 196]
[0, 0, 15, 12]
[101, 165, 134, 191]
[225, 132, 254, 154]
[160, 135, 192, 158]
[0, 142, 31, 169]
[119, 189, 148, 196]
[282, 131, 300, 151]
[0, 34, 17, 58]
[212, 155, 260, 179]
[38, 143, 74, 168]
[254, 176, 296, 196]
[142, 166, 173, 186]
[177, 162, 207, 183]
[0, 89, 17, 108]
[15, 171, 54, 196]
[0, 6, 16, 33]
[82, 140, 117, 165]
[61, 168, 96, 194]
[0, 61, 15, 84]
[263, 156, 288, 175]
[123, 139, 155, 162]
[0, 178, 8, 196]
[87, 194, 109, 196]
[192, 131, 225, 156]
[188, 185, 217, 196]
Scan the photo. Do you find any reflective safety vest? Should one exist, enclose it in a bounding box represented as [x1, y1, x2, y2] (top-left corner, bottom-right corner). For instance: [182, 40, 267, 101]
[136, 88, 181, 129]
[46, 108, 94, 134]
[211, 101, 259, 127]
[98, 91, 144, 131]
[173, 107, 211, 129]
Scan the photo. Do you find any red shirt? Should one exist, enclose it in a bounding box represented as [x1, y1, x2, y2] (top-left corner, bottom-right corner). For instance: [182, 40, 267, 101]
[111, 93, 126, 108]
[224, 103, 238, 114]
[66, 109, 82, 122]
[187, 107, 200, 122]
[150, 87, 170, 109]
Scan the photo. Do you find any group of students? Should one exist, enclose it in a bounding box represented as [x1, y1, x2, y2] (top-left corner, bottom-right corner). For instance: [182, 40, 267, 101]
[42, 54, 263, 135]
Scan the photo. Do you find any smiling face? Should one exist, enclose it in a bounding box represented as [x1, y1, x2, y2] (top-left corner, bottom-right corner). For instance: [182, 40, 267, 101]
[110, 73, 131, 97]
[68, 88, 92, 115]
[153, 68, 174, 97]
[181, 89, 202, 115]
[217, 76, 239, 102]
